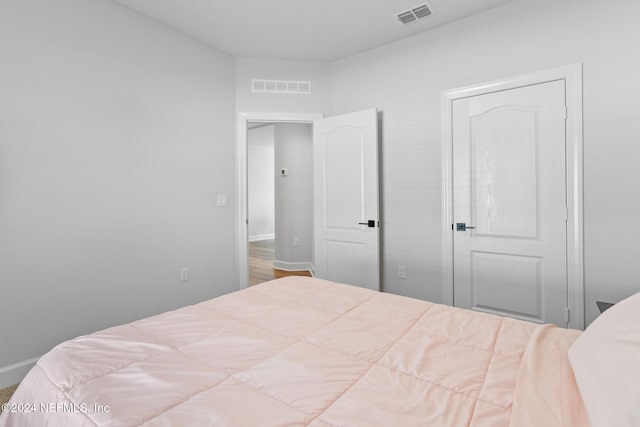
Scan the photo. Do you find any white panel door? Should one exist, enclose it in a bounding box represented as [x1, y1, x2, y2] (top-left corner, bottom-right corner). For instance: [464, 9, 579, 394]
[313, 109, 380, 291]
[453, 81, 568, 326]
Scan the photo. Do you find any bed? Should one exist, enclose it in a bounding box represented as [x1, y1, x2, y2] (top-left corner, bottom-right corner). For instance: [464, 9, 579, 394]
[1, 276, 637, 427]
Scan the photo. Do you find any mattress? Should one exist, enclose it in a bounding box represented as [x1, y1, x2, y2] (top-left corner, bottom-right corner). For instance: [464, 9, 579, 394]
[0, 276, 588, 426]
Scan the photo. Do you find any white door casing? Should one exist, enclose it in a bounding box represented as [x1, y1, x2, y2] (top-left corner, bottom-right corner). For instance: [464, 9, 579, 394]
[442, 64, 584, 330]
[453, 81, 567, 326]
[313, 109, 380, 291]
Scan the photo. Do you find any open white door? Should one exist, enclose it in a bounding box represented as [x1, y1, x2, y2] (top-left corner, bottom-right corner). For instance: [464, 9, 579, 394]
[313, 109, 380, 291]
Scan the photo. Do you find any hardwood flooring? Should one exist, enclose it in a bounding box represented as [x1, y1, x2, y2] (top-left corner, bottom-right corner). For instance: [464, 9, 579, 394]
[249, 239, 276, 286]
[0, 384, 18, 408]
[249, 239, 311, 286]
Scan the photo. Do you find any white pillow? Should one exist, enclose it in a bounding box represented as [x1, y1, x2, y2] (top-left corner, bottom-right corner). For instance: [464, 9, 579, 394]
[568, 292, 640, 427]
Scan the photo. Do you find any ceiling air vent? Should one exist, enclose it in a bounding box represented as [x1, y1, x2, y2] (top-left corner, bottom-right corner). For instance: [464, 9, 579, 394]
[252, 79, 312, 95]
[397, 11, 416, 24]
[396, 2, 434, 25]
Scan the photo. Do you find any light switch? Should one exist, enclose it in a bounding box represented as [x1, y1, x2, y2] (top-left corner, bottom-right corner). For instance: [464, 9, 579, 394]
[217, 194, 228, 207]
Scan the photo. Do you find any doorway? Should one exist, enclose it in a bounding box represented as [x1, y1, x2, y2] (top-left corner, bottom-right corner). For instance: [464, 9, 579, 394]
[237, 113, 322, 289]
[441, 64, 584, 329]
[246, 121, 314, 286]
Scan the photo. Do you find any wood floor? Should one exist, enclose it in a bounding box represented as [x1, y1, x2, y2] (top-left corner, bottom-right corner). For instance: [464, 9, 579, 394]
[249, 239, 311, 286]
[0, 384, 18, 407]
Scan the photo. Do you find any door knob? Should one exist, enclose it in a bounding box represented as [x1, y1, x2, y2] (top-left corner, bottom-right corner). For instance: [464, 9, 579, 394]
[456, 223, 475, 231]
[359, 220, 376, 228]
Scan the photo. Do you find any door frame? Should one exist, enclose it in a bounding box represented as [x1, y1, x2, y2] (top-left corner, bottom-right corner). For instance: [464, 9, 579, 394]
[236, 112, 323, 290]
[440, 64, 584, 330]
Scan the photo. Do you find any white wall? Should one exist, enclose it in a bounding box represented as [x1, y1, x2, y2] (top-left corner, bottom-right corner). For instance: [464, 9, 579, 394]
[274, 124, 313, 269]
[0, 0, 236, 387]
[330, 0, 640, 326]
[248, 125, 275, 241]
[235, 57, 331, 114]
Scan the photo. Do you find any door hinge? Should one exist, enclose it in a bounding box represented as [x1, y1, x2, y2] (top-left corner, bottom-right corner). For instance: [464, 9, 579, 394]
[565, 307, 570, 323]
[564, 206, 568, 221]
[562, 105, 567, 120]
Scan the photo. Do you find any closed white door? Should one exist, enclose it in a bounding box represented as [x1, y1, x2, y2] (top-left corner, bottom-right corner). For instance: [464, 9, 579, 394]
[313, 109, 380, 291]
[453, 81, 568, 326]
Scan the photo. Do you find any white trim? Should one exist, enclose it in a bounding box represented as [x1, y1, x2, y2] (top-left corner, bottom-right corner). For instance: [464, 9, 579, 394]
[273, 260, 314, 272]
[0, 356, 40, 388]
[248, 233, 275, 242]
[236, 112, 323, 290]
[441, 63, 584, 330]
[441, 93, 454, 307]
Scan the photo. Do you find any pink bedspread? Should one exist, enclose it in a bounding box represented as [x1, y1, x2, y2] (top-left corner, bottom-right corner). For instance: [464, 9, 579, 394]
[0, 277, 587, 426]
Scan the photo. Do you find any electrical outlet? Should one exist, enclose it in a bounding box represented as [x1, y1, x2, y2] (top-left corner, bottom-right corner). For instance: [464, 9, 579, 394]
[293, 237, 300, 246]
[397, 265, 406, 279]
[179, 267, 189, 282]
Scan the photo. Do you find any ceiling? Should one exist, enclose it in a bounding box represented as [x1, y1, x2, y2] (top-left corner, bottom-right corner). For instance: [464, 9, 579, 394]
[113, 0, 517, 61]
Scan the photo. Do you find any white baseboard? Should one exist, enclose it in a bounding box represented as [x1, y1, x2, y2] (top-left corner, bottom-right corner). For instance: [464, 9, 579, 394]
[309, 264, 316, 277]
[273, 260, 313, 272]
[0, 356, 40, 388]
[249, 233, 275, 242]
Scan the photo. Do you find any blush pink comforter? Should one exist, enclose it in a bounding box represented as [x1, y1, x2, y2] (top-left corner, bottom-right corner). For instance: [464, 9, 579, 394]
[0, 277, 587, 426]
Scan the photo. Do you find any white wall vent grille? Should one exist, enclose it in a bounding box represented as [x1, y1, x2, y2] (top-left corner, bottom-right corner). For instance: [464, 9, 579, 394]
[252, 79, 312, 95]
[396, 2, 434, 25]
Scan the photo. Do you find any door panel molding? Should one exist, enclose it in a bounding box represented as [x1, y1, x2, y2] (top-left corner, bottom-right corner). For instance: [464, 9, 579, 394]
[322, 126, 366, 231]
[441, 64, 584, 330]
[470, 106, 540, 240]
[470, 251, 543, 321]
